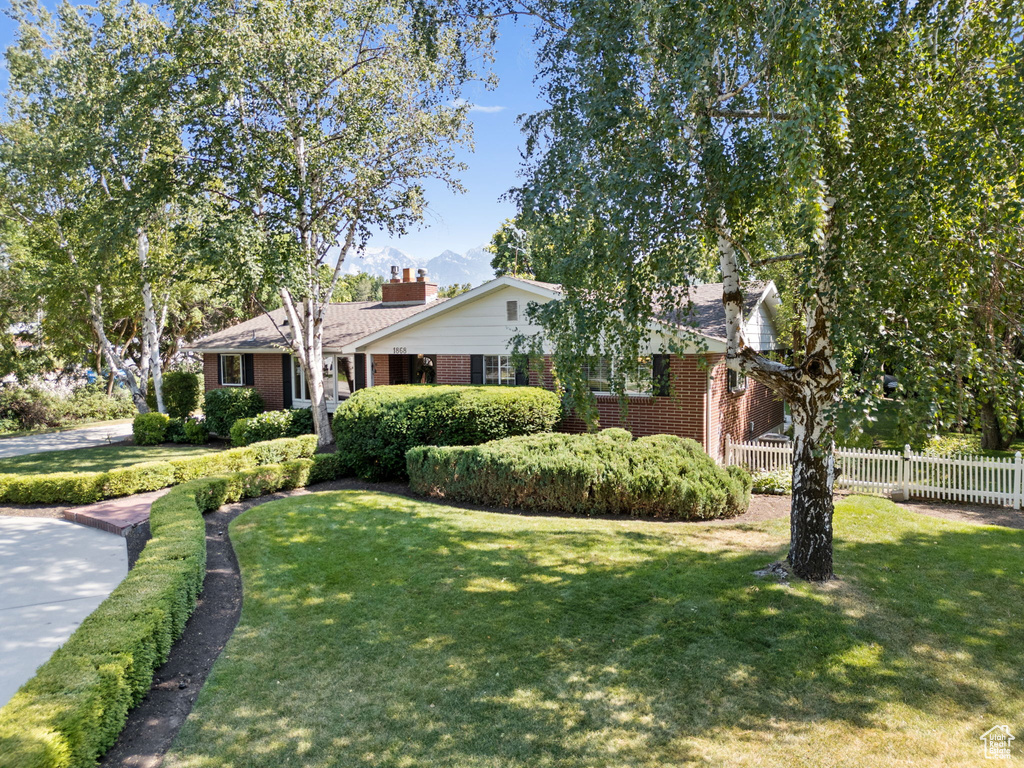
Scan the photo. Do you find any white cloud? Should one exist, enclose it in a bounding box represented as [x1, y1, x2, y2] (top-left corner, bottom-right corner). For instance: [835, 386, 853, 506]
[452, 98, 506, 114]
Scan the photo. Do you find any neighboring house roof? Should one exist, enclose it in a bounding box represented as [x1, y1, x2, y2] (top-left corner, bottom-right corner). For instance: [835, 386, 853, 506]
[187, 300, 449, 353]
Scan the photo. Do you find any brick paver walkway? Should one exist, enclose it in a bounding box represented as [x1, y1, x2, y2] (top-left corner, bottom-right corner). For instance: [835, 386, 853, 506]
[64, 488, 170, 536]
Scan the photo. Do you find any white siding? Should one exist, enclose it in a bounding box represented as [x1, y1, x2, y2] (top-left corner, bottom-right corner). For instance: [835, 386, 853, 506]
[358, 286, 553, 355]
[357, 283, 731, 356]
[742, 302, 778, 351]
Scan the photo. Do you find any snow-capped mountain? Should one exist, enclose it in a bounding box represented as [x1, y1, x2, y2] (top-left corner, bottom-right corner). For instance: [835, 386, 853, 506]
[340, 245, 495, 287]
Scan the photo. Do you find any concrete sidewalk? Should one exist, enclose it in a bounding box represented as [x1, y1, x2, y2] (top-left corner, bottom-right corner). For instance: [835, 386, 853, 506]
[0, 420, 133, 460]
[0, 517, 128, 706]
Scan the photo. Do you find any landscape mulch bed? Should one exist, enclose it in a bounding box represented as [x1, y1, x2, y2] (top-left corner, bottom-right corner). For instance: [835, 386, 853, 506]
[1, 482, 1019, 767]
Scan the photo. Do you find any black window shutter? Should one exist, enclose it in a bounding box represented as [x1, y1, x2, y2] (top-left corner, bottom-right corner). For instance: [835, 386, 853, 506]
[408, 354, 417, 384]
[281, 354, 292, 408]
[470, 355, 484, 385]
[217, 354, 224, 386]
[653, 354, 670, 396]
[354, 354, 366, 390]
[243, 354, 255, 386]
[515, 363, 529, 386]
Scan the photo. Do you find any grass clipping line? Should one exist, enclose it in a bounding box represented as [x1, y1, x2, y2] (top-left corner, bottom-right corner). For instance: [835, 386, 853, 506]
[0, 450, 343, 768]
[0, 435, 320, 505]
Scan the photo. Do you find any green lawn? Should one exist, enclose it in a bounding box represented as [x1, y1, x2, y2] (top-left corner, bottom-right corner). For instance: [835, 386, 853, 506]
[0, 443, 221, 475]
[165, 492, 1024, 768]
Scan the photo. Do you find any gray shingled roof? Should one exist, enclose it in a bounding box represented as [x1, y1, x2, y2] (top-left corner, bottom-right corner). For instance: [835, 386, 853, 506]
[188, 300, 449, 352]
[189, 279, 769, 353]
[660, 282, 769, 341]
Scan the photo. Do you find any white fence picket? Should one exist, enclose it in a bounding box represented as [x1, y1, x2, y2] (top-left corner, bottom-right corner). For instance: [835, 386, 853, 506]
[724, 438, 1024, 510]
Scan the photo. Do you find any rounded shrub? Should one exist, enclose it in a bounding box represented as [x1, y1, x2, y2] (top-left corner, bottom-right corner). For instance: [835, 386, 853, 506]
[182, 418, 210, 445]
[151, 372, 202, 418]
[203, 387, 265, 437]
[133, 412, 170, 446]
[230, 408, 315, 447]
[407, 431, 752, 520]
[333, 385, 562, 481]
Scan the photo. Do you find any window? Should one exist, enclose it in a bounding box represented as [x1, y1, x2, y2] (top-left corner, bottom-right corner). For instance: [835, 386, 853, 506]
[291, 356, 344, 402]
[484, 355, 516, 385]
[583, 356, 652, 395]
[506, 300, 519, 322]
[728, 369, 748, 393]
[220, 354, 243, 386]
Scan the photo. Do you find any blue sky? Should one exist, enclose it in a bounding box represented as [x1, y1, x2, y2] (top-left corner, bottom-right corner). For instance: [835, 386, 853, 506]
[0, 8, 543, 260]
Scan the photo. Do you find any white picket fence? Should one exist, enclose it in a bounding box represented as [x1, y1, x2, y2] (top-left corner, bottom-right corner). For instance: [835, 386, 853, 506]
[725, 436, 1024, 509]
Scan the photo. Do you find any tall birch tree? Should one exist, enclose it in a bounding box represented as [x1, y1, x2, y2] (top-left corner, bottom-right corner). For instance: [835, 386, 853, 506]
[2, 0, 188, 412]
[173, 0, 494, 445]
[513, 0, 1023, 580]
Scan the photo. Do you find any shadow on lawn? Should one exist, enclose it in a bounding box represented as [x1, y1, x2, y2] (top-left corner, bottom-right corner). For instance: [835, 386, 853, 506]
[171, 492, 1024, 767]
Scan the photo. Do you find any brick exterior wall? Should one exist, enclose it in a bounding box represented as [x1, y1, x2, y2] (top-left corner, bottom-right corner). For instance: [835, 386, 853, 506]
[253, 354, 285, 411]
[706, 354, 785, 459]
[555, 355, 707, 442]
[201, 350, 784, 459]
[436, 354, 472, 384]
[203, 352, 284, 412]
[203, 354, 219, 393]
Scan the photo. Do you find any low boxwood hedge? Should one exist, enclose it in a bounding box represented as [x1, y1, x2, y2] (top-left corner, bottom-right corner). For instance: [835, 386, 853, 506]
[0, 435, 319, 505]
[333, 385, 562, 481]
[407, 429, 752, 520]
[0, 450, 343, 768]
[230, 408, 315, 447]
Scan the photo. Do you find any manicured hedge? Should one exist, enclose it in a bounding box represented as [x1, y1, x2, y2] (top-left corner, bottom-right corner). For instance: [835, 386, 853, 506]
[230, 408, 315, 447]
[133, 412, 169, 446]
[333, 385, 562, 481]
[0, 435, 319, 505]
[0, 450, 344, 768]
[145, 372, 202, 419]
[203, 387, 265, 437]
[407, 430, 752, 520]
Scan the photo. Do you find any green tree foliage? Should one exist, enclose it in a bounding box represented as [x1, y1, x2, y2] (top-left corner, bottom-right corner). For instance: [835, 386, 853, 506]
[0, 0, 210, 410]
[172, 0, 495, 445]
[329, 272, 385, 303]
[438, 283, 472, 298]
[514, 0, 1023, 579]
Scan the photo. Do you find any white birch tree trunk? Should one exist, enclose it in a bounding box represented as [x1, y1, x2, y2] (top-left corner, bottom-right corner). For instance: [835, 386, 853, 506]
[717, 201, 841, 582]
[280, 289, 333, 447]
[90, 285, 149, 413]
[137, 227, 165, 413]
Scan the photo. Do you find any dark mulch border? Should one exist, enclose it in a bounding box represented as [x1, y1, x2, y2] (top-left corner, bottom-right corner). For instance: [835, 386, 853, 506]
[96, 479, 406, 768]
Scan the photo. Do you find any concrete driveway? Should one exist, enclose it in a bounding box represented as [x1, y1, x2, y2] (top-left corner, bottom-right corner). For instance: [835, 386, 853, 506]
[0, 517, 128, 706]
[0, 420, 133, 460]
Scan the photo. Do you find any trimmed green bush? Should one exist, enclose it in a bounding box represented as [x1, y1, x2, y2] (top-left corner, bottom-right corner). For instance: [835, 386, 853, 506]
[333, 385, 562, 481]
[182, 418, 209, 445]
[0, 447, 345, 768]
[164, 417, 210, 446]
[203, 387, 265, 437]
[145, 372, 202, 419]
[0, 435, 319, 505]
[132, 413, 169, 446]
[407, 430, 752, 520]
[230, 408, 315, 447]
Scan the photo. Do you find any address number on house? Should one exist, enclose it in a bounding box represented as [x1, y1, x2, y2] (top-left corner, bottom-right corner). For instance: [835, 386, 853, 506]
[393, 347, 407, 354]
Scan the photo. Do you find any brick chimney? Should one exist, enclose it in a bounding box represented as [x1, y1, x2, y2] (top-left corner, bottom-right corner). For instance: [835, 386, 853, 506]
[381, 266, 438, 306]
